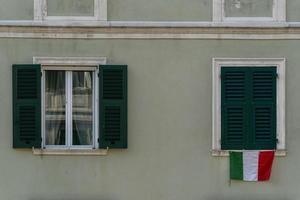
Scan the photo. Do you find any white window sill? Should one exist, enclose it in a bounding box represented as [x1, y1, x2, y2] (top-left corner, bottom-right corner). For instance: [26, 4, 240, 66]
[32, 148, 108, 156]
[211, 149, 287, 157]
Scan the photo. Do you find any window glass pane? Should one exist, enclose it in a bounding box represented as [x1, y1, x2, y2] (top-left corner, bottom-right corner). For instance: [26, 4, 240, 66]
[72, 71, 93, 145]
[47, 0, 94, 16]
[224, 0, 273, 18]
[45, 71, 66, 145]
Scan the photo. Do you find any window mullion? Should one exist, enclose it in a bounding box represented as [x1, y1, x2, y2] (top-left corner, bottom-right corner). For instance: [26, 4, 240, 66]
[66, 71, 73, 148]
[70, 71, 73, 148]
[41, 70, 45, 148]
[65, 71, 69, 148]
[94, 70, 98, 149]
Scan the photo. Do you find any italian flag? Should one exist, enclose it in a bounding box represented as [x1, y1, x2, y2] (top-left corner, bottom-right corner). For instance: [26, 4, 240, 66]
[230, 151, 275, 181]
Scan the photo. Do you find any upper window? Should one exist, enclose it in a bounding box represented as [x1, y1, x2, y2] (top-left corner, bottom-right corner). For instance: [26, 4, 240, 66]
[34, 0, 107, 21]
[213, 0, 286, 22]
[212, 58, 286, 156]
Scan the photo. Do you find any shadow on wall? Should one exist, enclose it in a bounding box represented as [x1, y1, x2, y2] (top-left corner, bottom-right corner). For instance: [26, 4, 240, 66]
[30, 198, 116, 200]
[205, 196, 291, 200]
[30, 195, 293, 200]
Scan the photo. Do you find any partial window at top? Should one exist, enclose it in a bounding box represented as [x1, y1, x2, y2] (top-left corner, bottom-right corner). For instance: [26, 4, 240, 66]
[34, 0, 107, 21]
[225, 0, 273, 18]
[213, 0, 286, 22]
[47, 0, 95, 17]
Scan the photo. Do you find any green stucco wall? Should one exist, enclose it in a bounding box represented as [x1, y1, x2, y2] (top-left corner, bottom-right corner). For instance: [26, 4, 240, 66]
[0, 39, 299, 200]
[0, 0, 33, 20]
[108, 0, 211, 21]
[287, 0, 300, 21]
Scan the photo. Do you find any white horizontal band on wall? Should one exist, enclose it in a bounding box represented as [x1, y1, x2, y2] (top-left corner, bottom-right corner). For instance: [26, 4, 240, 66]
[0, 20, 293, 27]
[1, 20, 300, 39]
[2, 32, 300, 40]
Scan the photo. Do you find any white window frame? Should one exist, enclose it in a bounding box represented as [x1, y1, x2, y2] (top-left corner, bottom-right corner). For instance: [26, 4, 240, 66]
[212, 58, 286, 156]
[33, 57, 106, 150]
[43, 69, 97, 150]
[212, 0, 286, 22]
[34, 0, 107, 21]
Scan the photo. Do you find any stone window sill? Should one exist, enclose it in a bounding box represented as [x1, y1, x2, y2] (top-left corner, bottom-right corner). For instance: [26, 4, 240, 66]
[212, 149, 287, 157]
[32, 147, 108, 156]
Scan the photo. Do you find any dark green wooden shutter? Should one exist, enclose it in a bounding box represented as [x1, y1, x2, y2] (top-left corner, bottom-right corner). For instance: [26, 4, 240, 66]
[99, 65, 127, 149]
[250, 67, 276, 149]
[221, 67, 247, 150]
[221, 67, 277, 150]
[13, 64, 41, 148]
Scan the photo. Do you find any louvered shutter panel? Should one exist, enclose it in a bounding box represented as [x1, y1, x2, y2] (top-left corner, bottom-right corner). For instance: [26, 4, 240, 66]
[249, 67, 276, 149]
[221, 67, 247, 150]
[99, 65, 127, 149]
[13, 64, 41, 148]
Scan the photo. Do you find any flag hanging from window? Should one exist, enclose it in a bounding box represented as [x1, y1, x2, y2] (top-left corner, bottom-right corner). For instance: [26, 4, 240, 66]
[230, 151, 275, 181]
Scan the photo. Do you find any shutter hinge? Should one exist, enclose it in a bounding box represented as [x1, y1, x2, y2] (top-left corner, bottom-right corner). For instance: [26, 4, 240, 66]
[97, 138, 100, 143]
[276, 73, 279, 78]
[40, 72, 43, 77]
[219, 73, 222, 79]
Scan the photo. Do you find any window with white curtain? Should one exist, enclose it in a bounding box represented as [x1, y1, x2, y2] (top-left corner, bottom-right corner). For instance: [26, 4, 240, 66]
[33, 57, 106, 150]
[43, 67, 97, 149]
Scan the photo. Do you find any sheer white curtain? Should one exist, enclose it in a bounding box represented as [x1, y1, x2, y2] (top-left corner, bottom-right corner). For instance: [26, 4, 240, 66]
[72, 71, 93, 145]
[45, 71, 66, 145]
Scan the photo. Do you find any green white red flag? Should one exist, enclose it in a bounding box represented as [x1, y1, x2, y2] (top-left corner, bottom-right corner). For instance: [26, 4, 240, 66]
[230, 151, 275, 181]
